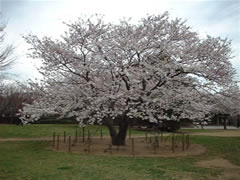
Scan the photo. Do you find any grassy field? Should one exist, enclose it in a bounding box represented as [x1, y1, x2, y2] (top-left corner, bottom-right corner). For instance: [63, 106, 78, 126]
[0, 124, 147, 138]
[0, 124, 239, 180]
[0, 124, 104, 138]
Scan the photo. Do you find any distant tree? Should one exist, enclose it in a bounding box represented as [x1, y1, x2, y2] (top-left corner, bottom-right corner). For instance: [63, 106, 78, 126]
[21, 13, 236, 145]
[0, 24, 15, 79]
[0, 83, 33, 124]
[211, 84, 240, 129]
[0, 22, 19, 123]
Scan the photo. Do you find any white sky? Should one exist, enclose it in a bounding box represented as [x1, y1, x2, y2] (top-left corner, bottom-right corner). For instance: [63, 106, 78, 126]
[1, 0, 240, 82]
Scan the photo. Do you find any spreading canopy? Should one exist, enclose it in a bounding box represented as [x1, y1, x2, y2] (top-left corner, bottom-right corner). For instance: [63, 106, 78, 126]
[20, 13, 236, 125]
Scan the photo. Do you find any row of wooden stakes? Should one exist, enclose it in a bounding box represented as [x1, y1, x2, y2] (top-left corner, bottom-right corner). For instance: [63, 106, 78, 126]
[52, 127, 97, 152]
[51, 128, 190, 154]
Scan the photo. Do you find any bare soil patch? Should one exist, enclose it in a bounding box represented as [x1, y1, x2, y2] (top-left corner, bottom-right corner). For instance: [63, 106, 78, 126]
[196, 158, 240, 169]
[50, 137, 206, 157]
[196, 158, 240, 180]
[189, 130, 240, 137]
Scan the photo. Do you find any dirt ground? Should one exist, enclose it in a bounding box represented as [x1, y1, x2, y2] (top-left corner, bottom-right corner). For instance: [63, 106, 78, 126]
[195, 158, 240, 180]
[51, 136, 206, 157]
[189, 129, 240, 137]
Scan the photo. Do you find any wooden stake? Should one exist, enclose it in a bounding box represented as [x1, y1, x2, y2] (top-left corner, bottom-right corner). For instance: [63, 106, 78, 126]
[75, 129, 78, 143]
[186, 135, 188, 149]
[129, 127, 131, 139]
[161, 132, 163, 142]
[153, 143, 156, 154]
[82, 127, 85, 142]
[63, 131, 66, 143]
[88, 129, 90, 140]
[132, 138, 134, 155]
[52, 132, 56, 147]
[68, 136, 71, 152]
[56, 134, 60, 150]
[182, 133, 185, 151]
[186, 135, 190, 149]
[155, 136, 159, 148]
[172, 133, 175, 153]
[188, 135, 190, 148]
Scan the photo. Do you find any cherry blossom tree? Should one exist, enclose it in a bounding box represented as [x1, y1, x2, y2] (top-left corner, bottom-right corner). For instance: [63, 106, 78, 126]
[21, 13, 236, 145]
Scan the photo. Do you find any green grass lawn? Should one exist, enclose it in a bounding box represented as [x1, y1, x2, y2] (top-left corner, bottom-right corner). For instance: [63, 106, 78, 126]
[0, 124, 104, 138]
[1, 136, 239, 180]
[0, 124, 240, 179]
[0, 124, 149, 138]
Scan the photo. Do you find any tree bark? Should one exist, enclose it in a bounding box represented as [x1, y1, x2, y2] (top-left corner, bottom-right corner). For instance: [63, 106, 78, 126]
[217, 114, 219, 126]
[104, 115, 129, 145]
[223, 119, 227, 130]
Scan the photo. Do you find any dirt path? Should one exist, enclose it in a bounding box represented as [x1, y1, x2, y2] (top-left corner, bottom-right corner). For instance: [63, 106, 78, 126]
[195, 158, 240, 180]
[50, 138, 206, 157]
[0, 136, 206, 157]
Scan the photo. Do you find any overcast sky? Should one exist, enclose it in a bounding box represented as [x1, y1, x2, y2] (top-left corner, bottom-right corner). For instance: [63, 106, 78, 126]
[1, 0, 240, 82]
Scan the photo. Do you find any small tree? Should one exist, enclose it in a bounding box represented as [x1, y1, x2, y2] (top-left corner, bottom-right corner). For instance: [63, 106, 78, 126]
[21, 13, 236, 145]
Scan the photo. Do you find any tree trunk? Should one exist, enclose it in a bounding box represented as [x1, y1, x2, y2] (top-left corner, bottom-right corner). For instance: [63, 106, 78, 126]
[223, 119, 227, 130]
[217, 114, 219, 126]
[104, 115, 129, 145]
